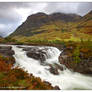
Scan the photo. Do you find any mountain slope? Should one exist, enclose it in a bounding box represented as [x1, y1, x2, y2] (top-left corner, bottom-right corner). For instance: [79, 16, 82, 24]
[76, 10, 92, 34]
[9, 11, 92, 43]
[9, 12, 81, 37]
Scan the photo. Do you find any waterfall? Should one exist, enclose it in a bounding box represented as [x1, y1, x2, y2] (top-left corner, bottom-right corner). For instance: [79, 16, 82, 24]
[11, 45, 92, 90]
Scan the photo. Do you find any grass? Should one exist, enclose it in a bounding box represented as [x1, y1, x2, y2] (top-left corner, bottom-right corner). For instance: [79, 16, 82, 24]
[8, 28, 92, 45]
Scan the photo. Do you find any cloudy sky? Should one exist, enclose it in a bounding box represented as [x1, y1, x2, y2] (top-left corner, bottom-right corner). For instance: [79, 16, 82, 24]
[0, 2, 92, 37]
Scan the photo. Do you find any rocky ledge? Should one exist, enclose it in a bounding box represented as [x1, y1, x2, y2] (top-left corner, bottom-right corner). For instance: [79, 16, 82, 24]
[0, 46, 15, 64]
[59, 47, 92, 75]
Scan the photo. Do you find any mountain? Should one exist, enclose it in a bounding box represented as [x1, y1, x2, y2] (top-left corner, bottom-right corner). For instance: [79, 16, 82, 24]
[9, 11, 92, 43]
[49, 13, 81, 22]
[9, 12, 81, 37]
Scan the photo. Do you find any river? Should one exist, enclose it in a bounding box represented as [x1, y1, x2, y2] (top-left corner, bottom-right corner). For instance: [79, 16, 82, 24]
[1, 45, 92, 90]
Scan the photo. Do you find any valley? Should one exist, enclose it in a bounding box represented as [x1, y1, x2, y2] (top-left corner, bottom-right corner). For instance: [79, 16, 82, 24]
[0, 10, 92, 90]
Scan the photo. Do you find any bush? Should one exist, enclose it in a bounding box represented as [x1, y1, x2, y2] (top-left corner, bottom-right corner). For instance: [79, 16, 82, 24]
[73, 46, 81, 63]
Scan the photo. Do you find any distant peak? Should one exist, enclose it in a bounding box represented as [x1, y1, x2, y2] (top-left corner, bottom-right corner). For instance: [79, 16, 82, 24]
[34, 12, 47, 15]
[27, 12, 82, 19]
[27, 12, 48, 19]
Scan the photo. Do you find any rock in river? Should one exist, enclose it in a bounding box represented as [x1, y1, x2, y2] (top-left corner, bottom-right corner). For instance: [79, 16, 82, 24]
[27, 51, 46, 63]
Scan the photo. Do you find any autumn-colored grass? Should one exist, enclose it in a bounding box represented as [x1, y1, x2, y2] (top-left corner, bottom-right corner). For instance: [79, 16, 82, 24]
[0, 56, 55, 90]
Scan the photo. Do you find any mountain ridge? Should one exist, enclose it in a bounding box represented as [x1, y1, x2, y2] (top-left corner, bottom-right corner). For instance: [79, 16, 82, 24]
[9, 12, 81, 37]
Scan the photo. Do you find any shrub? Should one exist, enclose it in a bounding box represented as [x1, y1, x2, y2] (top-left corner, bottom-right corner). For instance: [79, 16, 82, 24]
[73, 46, 81, 63]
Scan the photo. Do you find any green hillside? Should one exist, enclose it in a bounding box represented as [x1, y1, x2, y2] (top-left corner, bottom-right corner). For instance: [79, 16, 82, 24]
[8, 11, 92, 44]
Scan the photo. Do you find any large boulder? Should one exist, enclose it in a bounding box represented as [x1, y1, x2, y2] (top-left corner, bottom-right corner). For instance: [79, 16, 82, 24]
[27, 51, 46, 62]
[25, 47, 48, 63]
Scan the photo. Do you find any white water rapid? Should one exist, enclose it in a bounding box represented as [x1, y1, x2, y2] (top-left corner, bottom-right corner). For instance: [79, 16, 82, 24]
[7, 45, 92, 90]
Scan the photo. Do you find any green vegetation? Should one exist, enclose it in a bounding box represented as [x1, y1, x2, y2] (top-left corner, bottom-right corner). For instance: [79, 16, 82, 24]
[64, 39, 92, 64]
[61, 28, 68, 32]
[73, 46, 81, 63]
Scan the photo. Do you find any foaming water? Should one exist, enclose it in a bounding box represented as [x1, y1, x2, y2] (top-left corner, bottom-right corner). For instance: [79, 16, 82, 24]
[10, 45, 92, 90]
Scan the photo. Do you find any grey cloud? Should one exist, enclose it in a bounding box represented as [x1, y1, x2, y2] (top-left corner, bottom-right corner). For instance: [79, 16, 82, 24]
[0, 2, 47, 37]
[0, 2, 32, 9]
[0, 9, 21, 24]
[0, 2, 47, 25]
[0, 23, 20, 37]
[77, 2, 92, 16]
[0, 2, 31, 24]
[0, 2, 42, 24]
[44, 2, 92, 16]
[44, 3, 80, 14]
[0, 2, 31, 37]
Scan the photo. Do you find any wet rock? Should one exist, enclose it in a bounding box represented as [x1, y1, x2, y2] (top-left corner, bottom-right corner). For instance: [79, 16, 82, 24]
[44, 81, 51, 86]
[44, 81, 60, 90]
[27, 51, 46, 62]
[54, 63, 63, 71]
[49, 66, 59, 75]
[24, 47, 50, 63]
[53, 86, 60, 90]
[23, 48, 33, 51]
[82, 67, 92, 74]
[17, 46, 23, 48]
